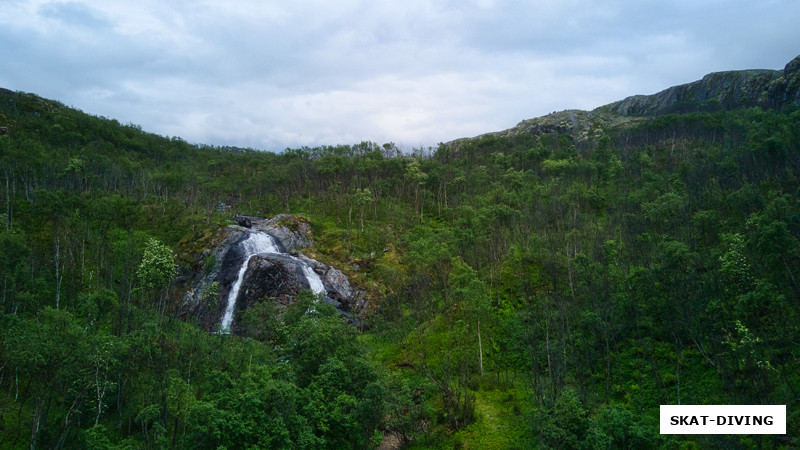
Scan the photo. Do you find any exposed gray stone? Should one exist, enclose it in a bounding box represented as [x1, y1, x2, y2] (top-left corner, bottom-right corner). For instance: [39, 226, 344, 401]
[598, 69, 784, 116]
[180, 226, 248, 329]
[179, 215, 367, 333]
[445, 55, 800, 150]
[259, 214, 314, 251]
[597, 55, 800, 117]
[238, 253, 311, 307]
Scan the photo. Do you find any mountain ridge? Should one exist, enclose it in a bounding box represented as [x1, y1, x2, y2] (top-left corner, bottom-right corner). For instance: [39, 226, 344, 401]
[455, 54, 800, 145]
[604, 54, 800, 116]
[1, 53, 799, 449]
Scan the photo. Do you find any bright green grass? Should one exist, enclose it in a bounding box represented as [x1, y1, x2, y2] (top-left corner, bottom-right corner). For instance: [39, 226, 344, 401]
[451, 384, 532, 449]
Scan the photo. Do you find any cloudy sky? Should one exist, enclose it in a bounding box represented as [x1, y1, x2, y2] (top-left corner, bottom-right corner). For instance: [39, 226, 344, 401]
[2, 0, 799, 151]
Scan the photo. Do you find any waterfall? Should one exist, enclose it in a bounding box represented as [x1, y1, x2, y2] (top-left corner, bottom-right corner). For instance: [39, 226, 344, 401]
[295, 256, 326, 295]
[219, 230, 327, 333]
[220, 232, 280, 332]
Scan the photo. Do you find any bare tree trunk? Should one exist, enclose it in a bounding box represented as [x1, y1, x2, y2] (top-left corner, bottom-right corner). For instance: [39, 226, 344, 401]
[55, 236, 62, 309]
[4, 169, 10, 231]
[604, 329, 611, 405]
[95, 359, 109, 426]
[30, 396, 45, 450]
[783, 258, 800, 299]
[545, 313, 555, 405]
[348, 203, 352, 231]
[673, 333, 682, 405]
[56, 394, 83, 449]
[477, 319, 484, 376]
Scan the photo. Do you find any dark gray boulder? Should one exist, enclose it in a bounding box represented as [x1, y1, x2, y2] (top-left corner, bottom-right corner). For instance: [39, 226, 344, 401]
[237, 253, 313, 308]
[234, 214, 252, 228]
[232, 253, 369, 326]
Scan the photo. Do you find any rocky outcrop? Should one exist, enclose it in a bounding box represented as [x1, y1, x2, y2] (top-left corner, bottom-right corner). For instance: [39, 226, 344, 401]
[233, 214, 314, 252]
[767, 54, 800, 108]
[238, 254, 314, 307]
[239, 253, 365, 311]
[446, 109, 645, 149]
[179, 225, 248, 329]
[597, 69, 781, 116]
[256, 215, 314, 252]
[597, 54, 800, 116]
[229, 253, 367, 333]
[179, 215, 367, 333]
[447, 55, 800, 148]
[492, 109, 644, 144]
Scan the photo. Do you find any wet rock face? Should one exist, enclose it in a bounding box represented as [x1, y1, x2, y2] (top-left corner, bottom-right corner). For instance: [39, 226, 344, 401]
[232, 214, 314, 251]
[180, 226, 249, 329]
[179, 215, 368, 333]
[233, 253, 368, 324]
[238, 254, 310, 308]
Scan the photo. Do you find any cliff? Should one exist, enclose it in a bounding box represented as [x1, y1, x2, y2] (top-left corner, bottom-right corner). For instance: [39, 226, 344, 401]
[450, 55, 800, 147]
[596, 54, 800, 116]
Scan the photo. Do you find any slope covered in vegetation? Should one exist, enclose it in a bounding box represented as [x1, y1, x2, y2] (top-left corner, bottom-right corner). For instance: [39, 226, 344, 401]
[1, 82, 799, 448]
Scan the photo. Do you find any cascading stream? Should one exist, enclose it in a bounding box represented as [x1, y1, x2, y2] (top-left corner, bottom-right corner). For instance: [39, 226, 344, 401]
[296, 256, 326, 295]
[219, 230, 326, 333]
[220, 232, 280, 332]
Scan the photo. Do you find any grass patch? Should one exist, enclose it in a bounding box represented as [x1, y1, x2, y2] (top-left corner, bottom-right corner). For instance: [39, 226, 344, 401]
[450, 385, 531, 449]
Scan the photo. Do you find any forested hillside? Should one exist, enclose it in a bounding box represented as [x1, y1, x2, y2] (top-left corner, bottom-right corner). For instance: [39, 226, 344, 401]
[1, 85, 799, 449]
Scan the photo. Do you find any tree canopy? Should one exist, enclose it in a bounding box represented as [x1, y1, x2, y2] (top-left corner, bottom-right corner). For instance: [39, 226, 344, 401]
[0, 90, 798, 448]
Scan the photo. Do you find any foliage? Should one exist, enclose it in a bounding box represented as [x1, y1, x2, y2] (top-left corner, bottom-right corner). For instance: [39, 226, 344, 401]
[137, 238, 175, 292]
[1, 89, 799, 448]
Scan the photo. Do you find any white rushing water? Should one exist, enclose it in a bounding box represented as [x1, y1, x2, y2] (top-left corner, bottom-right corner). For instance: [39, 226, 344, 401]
[219, 230, 327, 333]
[220, 232, 280, 332]
[299, 258, 326, 295]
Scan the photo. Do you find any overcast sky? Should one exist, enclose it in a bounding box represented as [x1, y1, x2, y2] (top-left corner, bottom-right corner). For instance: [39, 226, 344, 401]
[2, 0, 799, 151]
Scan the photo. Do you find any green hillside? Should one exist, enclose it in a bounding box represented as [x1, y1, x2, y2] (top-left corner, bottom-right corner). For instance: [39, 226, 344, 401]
[0, 85, 799, 448]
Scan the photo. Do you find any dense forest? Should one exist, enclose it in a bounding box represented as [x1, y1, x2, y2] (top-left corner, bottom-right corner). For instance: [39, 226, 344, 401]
[0, 86, 799, 449]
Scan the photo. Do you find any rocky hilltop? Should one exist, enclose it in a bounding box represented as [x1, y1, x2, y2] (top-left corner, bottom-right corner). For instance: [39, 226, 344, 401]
[454, 54, 800, 146]
[483, 109, 645, 145]
[598, 54, 800, 116]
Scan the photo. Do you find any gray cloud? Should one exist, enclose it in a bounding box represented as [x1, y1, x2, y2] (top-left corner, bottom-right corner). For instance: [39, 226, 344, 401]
[38, 1, 110, 30]
[1, 0, 799, 151]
